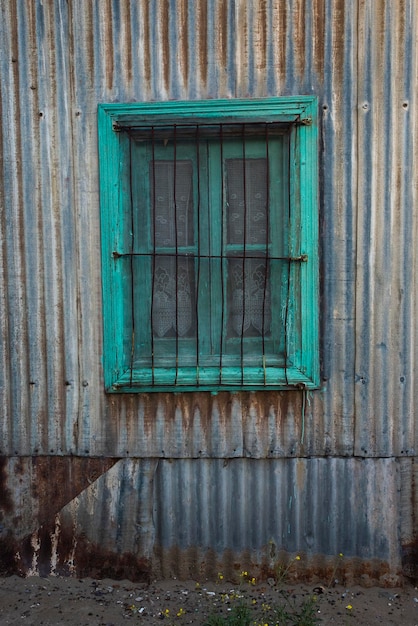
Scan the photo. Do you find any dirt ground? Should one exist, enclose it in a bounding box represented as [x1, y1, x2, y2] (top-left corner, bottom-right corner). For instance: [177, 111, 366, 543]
[1, 575, 418, 625]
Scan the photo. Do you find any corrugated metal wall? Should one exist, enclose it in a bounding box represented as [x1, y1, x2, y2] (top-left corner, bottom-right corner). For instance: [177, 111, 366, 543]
[0, 0, 417, 582]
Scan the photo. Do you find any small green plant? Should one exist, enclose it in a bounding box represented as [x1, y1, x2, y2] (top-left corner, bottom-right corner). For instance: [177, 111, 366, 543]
[272, 593, 320, 626]
[327, 552, 344, 588]
[204, 595, 320, 626]
[274, 554, 302, 585]
[204, 603, 252, 626]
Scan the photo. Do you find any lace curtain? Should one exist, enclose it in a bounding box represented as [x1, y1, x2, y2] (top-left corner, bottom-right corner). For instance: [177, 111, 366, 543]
[226, 158, 271, 337]
[150, 157, 271, 340]
[151, 161, 195, 338]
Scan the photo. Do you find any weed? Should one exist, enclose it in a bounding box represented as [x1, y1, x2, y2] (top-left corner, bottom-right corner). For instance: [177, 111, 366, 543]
[274, 555, 302, 585]
[203, 595, 320, 626]
[204, 603, 252, 626]
[327, 552, 344, 588]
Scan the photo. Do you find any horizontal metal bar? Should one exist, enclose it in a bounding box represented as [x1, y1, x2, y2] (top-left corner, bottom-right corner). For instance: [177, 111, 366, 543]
[112, 251, 308, 261]
[114, 121, 291, 140]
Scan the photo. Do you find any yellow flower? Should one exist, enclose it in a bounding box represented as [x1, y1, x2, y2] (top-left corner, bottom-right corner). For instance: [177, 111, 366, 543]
[346, 604, 353, 610]
[218, 572, 224, 580]
[177, 607, 185, 616]
[295, 555, 301, 561]
[241, 570, 248, 577]
[164, 608, 170, 615]
[339, 552, 344, 557]
[250, 577, 256, 585]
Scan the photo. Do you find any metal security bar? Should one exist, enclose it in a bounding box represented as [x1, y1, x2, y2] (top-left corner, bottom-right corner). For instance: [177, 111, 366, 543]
[115, 121, 306, 388]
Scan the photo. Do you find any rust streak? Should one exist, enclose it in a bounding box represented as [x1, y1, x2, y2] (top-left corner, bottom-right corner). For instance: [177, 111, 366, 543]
[218, 0, 228, 74]
[0, 458, 14, 515]
[332, 0, 347, 102]
[274, 0, 287, 88]
[256, 0, 267, 72]
[123, 0, 133, 85]
[178, 0, 189, 87]
[161, 0, 170, 92]
[31, 457, 118, 527]
[104, 0, 114, 91]
[142, 0, 151, 88]
[292, 0, 306, 79]
[312, 0, 325, 79]
[198, 0, 208, 88]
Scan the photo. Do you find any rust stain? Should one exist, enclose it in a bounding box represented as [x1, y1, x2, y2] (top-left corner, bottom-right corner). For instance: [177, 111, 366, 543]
[0, 458, 14, 516]
[109, 389, 310, 457]
[104, 0, 114, 91]
[312, 0, 325, 78]
[331, 0, 346, 92]
[218, 0, 228, 74]
[273, 0, 287, 87]
[30, 456, 118, 527]
[0, 523, 400, 585]
[403, 458, 418, 581]
[292, 0, 306, 79]
[236, 0, 249, 95]
[86, 1, 95, 83]
[0, 535, 23, 576]
[161, 0, 170, 92]
[178, 0, 189, 87]
[142, 0, 151, 88]
[125, 1, 133, 84]
[16, 519, 151, 582]
[256, 0, 267, 73]
[154, 545, 397, 586]
[402, 540, 418, 582]
[197, 0, 208, 88]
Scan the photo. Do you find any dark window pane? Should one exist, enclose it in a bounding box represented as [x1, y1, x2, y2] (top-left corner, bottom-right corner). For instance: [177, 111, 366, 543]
[227, 258, 271, 338]
[151, 160, 194, 247]
[152, 256, 196, 338]
[226, 158, 268, 245]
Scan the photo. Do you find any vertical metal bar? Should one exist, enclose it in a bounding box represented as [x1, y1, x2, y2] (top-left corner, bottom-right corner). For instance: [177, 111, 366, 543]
[173, 124, 179, 384]
[128, 134, 135, 386]
[151, 126, 156, 385]
[284, 130, 292, 386]
[219, 123, 225, 385]
[195, 125, 200, 385]
[262, 123, 270, 385]
[240, 123, 247, 386]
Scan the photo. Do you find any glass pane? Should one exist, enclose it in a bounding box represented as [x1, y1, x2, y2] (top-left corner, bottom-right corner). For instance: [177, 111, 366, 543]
[227, 258, 271, 338]
[152, 256, 196, 338]
[226, 158, 268, 245]
[151, 160, 194, 247]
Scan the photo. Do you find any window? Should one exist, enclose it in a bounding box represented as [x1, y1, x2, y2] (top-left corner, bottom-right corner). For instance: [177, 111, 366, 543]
[98, 98, 319, 392]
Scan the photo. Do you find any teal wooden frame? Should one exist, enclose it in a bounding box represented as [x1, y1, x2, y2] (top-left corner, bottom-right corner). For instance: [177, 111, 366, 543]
[98, 97, 319, 392]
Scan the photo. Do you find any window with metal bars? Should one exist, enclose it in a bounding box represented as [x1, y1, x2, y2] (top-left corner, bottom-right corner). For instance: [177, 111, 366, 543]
[98, 98, 319, 392]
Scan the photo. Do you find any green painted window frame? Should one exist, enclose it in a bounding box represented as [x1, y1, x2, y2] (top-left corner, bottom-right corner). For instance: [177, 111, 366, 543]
[98, 97, 319, 392]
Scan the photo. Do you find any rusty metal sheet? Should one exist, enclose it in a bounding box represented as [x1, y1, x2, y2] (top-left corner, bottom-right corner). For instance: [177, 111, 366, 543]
[0, 457, 402, 585]
[0, 0, 418, 582]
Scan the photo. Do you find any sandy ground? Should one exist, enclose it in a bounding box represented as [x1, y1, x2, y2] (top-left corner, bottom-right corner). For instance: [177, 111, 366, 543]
[1, 575, 418, 625]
